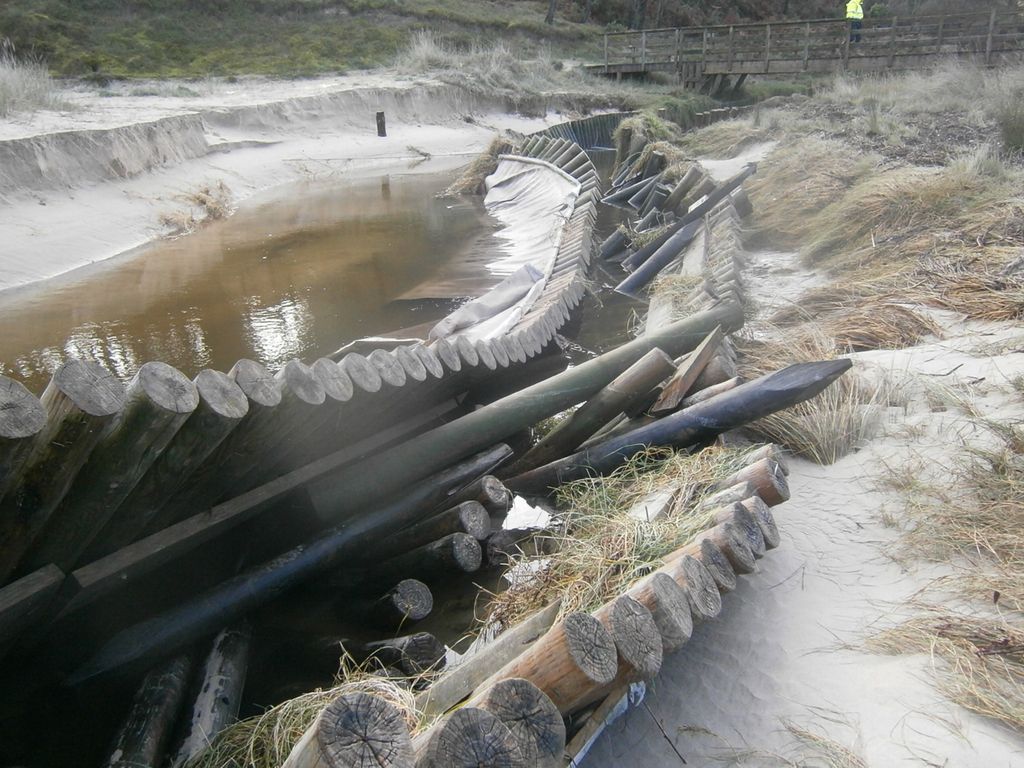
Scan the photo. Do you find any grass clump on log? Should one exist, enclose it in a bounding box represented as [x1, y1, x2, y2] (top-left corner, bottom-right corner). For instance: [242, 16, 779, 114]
[867, 610, 1024, 733]
[737, 329, 891, 464]
[186, 654, 417, 768]
[487, 446, 759, 627]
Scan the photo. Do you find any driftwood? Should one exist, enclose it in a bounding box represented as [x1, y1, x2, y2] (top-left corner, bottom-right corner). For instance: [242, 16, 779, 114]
[26, 361, 199, 573]
[506, 360, 853, 496]
[0, 375, 46, 502]
[171, 622, 251, 767]
[66, 445, 512, 684]
[415, 601, 561, 720]
[103, 655, 193, 768]
[282, 692, 414, 768]
[0, 359, 125, 584]
[505, 348, 677, 475]
[413, 707, 525, 768]
[470, 678, 565, 768]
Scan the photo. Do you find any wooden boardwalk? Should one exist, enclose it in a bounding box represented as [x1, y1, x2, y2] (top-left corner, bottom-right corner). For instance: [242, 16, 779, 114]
[587, 9, 1024, 91]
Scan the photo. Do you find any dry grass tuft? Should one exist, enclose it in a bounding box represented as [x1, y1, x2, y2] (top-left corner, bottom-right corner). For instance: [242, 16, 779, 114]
[867, 610, 1024, 733]
[822, 300, 942, 352]
[186, 653, 418, 768]
[443, 135, 519, 196]
[737, 328, 891, 464]
[161, 181, 233, 234]
[673, 116, 771, 160]
[0, 39, 67, 117]
[907, 257, 1024, 322]
[487, 446, 762, 626]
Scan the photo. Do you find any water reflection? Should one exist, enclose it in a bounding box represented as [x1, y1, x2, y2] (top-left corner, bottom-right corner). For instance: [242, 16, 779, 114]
[0, 173, 495, 394]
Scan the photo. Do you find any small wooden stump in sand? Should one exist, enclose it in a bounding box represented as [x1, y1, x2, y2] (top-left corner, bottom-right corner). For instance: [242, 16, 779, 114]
[413, 707, 525, 768]
[471, 678, 565, 768]
[283, 692, 414, 768]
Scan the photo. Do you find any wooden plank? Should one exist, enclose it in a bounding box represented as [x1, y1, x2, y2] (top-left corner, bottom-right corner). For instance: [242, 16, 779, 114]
[650, 327, 724, 415]
[55, 399, 462, 619]
[0, 564, 64, 654]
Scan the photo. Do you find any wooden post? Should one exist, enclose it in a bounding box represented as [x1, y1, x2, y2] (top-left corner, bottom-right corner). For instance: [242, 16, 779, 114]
[103, 655, 193, 768]
[0, 360, 125, 584]
[678, 537, 736, 593]
[282, 692, 414, 768]
[358, 532, 482, 587]
[506, 348, 676, 475]
[728, 25, 735, 69]
[364, 632, 446, 675]
[484, 612, 619, 715]
[471, 678, 565, 768]
[712, 503, 766, 560]
[413, 707, 525, 768]
[843, 21, 851, 69]
[718, 457, 790, 506]
[803, 22, 811, 71]
[702, 521, 756, 574]
[604, 34, 609, 73]
[650, 328, 723, 414]
[680, 376, 741, 408]
[985, 8, 997, 66]
[366, 502, 491, 564]
[0, 564, 63, 658]
[936, 15, 945, 51]
[888, 17, 899, 68]
[594, 596, 662, 681]
[624, 571, 693, 654]
[376, 111, 387, 137]
[88, 369, 250, 556]
[740, 495, 781, 550]
[415, 601, 562, 719]
[764, 23, 772, 73]
[0, 376, 46, 502]
[641, 30, 647, 69]
[665, 554, 721, 622]
[358, 579, 434, 629]
[171, 622, 251, 767]
[24, 361, 198, 572]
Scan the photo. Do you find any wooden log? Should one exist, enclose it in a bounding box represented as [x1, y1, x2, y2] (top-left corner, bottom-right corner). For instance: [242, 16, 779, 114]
[719, 457, 790, 506]
[470, 678, 565, 768]
[702, 521, 756, 575]
[171, 622, 251, 768]
[361, 533, 482, 587]
[432, 474, 511, 518]
[667, 553, 722, 622]
[679, 376, 742, 408]
[650, 327, 724, 414]
[88, 369, 250, 556]
[506, 360, 853, 496]
[661, 166, 702, 212]
[712, 503, 766, 559]
[368, 502, 491, 563]
[25, 361, 199, 572]
[282, 692, 414, 768]
[485, 612, 618, 715]
[0, 564, 63, 657]
[413, 707, 525, 768]
[66, 445, 513, 684]
[103, 654, 193, 768]
[593, 596, 662, 681]
[677, 537, 736, 594]
[689, 352, 736, 393]
[740, 495, 781, 550]
[562, 681, 632, 766]
[357, 579, 434, 629]
[504, 348, 677, 475]
[415, 601, 561, 720]
[626, 486, 678, 522]
[364, 632, 446, 675]
[309, 303, 744, 520]
[698, 481, 754, 511]
[740, 443, 790, 476]
[340, 353, 384, 394]
[623, 571, 693, 654]
[0, 375, 47, 502]
[0, 359, 125, 584]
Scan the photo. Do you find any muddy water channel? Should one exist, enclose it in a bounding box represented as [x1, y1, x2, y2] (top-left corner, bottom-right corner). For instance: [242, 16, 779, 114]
[0, 171, 499, 393]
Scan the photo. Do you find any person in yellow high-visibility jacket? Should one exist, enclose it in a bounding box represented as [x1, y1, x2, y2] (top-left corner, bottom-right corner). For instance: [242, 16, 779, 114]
[847, 0, 865, 42]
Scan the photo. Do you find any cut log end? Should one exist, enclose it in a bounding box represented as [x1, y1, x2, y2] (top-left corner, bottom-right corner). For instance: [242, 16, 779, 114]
[313, 358, 355, 403]
[138, 361, 200, 414]
[389, 579, 434, 623]
[478, 476, 512, 515]
[365, 632, 447, 676]
[368, 350, 408, 388]
[416, 707, 524, 768]
[341, 353, 384, 394]
[602, 596, 662, 678]
[713, 504, 766, 559]
[317, 692, 414, 768]
[455, 501, 492, 541]
[0, 376, 46, 439]
[194, 369, 250, 420]
[705, 521, 757, 575]
[675, 554, 722, 622]
[278, 359, 327, 405]
[449, 532, 483, 572]
[563, 612, 619, 686]
[690, 538, 737, 593]
[629, 572, 693, 654]
[229, 358, 282, 407]
[53, 358, 125, 416]
[475, 678, 564, 768]
[740, 495, 781, 550]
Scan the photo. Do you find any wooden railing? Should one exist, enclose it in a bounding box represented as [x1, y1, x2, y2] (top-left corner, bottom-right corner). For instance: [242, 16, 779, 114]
[594, 9, 1024, 79]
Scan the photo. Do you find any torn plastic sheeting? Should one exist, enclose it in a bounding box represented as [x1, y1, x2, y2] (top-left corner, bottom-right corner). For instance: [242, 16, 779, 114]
[483, 156, 581, 277]
[428, 264, 544, 341]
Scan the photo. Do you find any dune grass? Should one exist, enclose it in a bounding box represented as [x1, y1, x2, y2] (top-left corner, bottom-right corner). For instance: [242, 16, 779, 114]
[0, 40, 66, 117]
